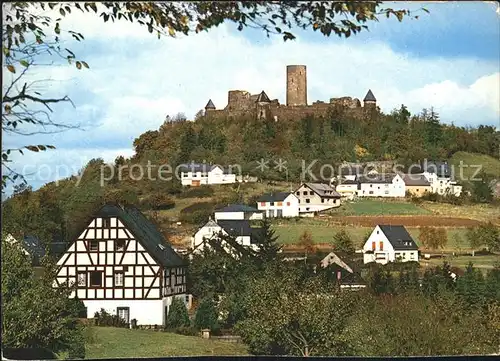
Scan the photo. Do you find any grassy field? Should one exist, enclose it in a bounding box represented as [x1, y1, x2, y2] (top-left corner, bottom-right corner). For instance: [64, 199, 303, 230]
[422, 254, 500, 271]
[85, 326, 248, 358]
[420, 201, 500, 225]
[333, 198, 431, 216]
[449, 151, 500, 180]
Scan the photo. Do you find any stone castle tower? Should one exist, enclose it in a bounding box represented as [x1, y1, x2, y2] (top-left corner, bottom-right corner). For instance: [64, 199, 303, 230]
[203, 65, 377, 121]
[286, 65, 307, 106]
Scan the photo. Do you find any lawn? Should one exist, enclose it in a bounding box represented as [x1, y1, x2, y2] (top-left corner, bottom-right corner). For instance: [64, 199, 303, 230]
[449, 151, 500, 180]
[334, 198, 431, 216]
[85, 326, 248, 358]
[421, 254, 500, 271]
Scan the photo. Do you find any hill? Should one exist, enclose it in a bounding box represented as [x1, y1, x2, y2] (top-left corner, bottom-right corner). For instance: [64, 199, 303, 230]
[449, 151, 500, 180]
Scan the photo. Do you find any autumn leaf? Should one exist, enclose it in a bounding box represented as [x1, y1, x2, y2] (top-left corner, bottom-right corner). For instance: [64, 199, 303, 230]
[76, 61, 82, 69]
[7, 65, 15, 73]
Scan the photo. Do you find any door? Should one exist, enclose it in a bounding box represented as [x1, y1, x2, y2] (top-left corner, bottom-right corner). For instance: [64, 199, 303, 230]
[117, 307, 130, 324]
[277, 209, 283, 218]
[191, 180, 201, 187]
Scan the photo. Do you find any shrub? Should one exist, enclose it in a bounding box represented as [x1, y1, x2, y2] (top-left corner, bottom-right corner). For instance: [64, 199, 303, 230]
[179, 185, 214, 199]
[179, 202, 216, 224]
[166, 297, 190, 328]
[140, 193, 176, 210]
[93, 308, 128, 328]
[194, 298, 220, 333]
[174, 326, 199, 336]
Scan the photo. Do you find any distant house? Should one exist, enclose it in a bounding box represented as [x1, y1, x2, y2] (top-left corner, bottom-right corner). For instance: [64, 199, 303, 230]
[178, 163, 236, 186]
[294, 183, 341, 214]
[5, 233, 66, 267]
[363, 225, 419, 265]
[419, 160, 462, 196]
[335, 180, 358, 200]
[53, 204, 188, 327]
[191, 219, 263, 254]
[256, 192, 299, 218]
[357, 173, 405, 198]
[401, 174, 431, 197]
[214, 204, 263, 221]
[337, 164, 365, 181]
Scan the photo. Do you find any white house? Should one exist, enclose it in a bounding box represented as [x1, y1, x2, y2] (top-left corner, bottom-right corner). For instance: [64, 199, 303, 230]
[419, 161, 462, 196]
[294, 183, 341, 214]
[334, 180, 358, 200]
[191, 219, 263, 255]
[179, 163, 236, 186]
[357, 173, 405, 198]
[363, 225, 419, 265]
[214, 204, 263, 221]
[53, 204, 188, 327]
[256, 192, 299, 218]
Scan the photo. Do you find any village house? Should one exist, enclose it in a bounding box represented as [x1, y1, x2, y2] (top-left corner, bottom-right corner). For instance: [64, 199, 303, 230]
[334, 179, 359, 200]
[256, 192, 299, 218]
[191, 218, 263, 254]
[214, 204, 263, 221]
[363, 225, 419, 265]
[294, 183, 341, 214]
[419, 160, 462, 196]
[356, 173, 406, 198]
[319, 251, 366, 290]
[402, 174, 432, 197]
[178, 163, 236, 186]
[53, 204, 188, 327]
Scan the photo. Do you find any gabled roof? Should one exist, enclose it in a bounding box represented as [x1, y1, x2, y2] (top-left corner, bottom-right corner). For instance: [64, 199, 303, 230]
[320, 251, 353, 272]
[302, 183, 341, 198]
[401, 174, 431, 186]
[363, 89, 376, 102]
[19, 235, 67, 266]
[378, 225, 418, 251]
[357, 174, 397, 184]
[257, 192, 292, 202]
[255, 90, 271, 103]
[205, 99, 216, 109]
[178, 163, 227, 173]
[95, 204, 186, 267]
[217, 220, 262, 240]
[215, 204, 260, 213]
[338, 179, 358, 185]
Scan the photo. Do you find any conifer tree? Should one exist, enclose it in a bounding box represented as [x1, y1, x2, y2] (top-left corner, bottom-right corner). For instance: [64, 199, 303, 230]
[166, 297, 190, 328]
[254, 218, 282, 264]
[194, 298, 220, 332]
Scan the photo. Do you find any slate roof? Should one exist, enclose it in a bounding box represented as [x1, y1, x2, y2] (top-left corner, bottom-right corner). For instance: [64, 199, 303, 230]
[357, 174, 397, 184]
[420, 160, 452, 178]
[304, 183, 341, 198]
[401, 174, 431, 186]
[20, 235, 67, 266]
[217, 220, 263, 242]
[363, 89, 376, 102]
[378, 225, 418, 251]
[215, 204, 260, 213]
[338, 179, 358, 185]
[255, 90, 271, 103]
[257, 192, 292, 202]
[205, 99, 215, 109]
[178, 163, 226, 173]
[97, 204, 186, 267]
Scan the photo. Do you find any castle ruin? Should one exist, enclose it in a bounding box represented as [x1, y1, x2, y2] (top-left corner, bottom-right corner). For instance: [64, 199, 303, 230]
[203, 65, 378, 121]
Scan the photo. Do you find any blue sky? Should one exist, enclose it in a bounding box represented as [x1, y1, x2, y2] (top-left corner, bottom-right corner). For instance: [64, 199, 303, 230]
[2, 1, 499, 193]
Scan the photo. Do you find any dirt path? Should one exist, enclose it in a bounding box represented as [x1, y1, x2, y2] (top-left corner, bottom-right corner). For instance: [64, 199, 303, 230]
[328, 215, 483, 227]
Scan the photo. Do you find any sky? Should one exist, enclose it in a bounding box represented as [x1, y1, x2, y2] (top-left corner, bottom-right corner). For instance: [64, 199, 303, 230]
[2, 1, 499, 193]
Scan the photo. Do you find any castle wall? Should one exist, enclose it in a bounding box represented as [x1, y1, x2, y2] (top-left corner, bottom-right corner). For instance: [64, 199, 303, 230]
[286, 65, 307, 106]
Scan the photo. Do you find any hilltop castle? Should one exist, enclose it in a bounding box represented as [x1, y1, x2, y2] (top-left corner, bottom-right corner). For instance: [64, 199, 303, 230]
[203, 65, 378, 121]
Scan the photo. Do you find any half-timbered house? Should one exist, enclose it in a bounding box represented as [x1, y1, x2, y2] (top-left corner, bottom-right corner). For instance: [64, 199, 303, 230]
[54, 204, 187, 326]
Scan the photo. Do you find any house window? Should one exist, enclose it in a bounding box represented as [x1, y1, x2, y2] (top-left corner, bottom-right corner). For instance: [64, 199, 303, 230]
[371, 241, 376, 251]
[321, 199, 324, 203]
[295, 192, 300, 196]
[416, 188, 419, 192]
[270, 202, 275, 206]
[370, 184, 373, 188]
[182, 173, 188, 177]
[77, 272, 87, 287]
[260, 202, 266, 207]
[115, 240, 126, 251]
[286, 202, 291, 206]
[369, 191, 374, 195]
[384, 191, 389, 195]
[89, 271, 103, 287]
[277, 202, 283, 206]
[309, 191, 314, 195]
[305, 199, 310, 204]
[89, 240, 99, 252]
[379, 241, 384, 251]
[302, 191, 307, 195]
[114, 271, 124, 287]
[102, 218, 110, 228]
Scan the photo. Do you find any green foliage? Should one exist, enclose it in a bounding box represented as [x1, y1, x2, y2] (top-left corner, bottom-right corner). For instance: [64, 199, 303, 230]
[166, 297, 190, 328]
[455, 262, 486, 308]
[467, 222, 500, 252]
[178, 202, 215, 224]
[194, 298, 220, 333]
[471, 172, 494, 203]
[253, 218, 282, 264]
[1, 238, 84, 357]
[332, 229, 355, 254]
[419, 226, 447, 250]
